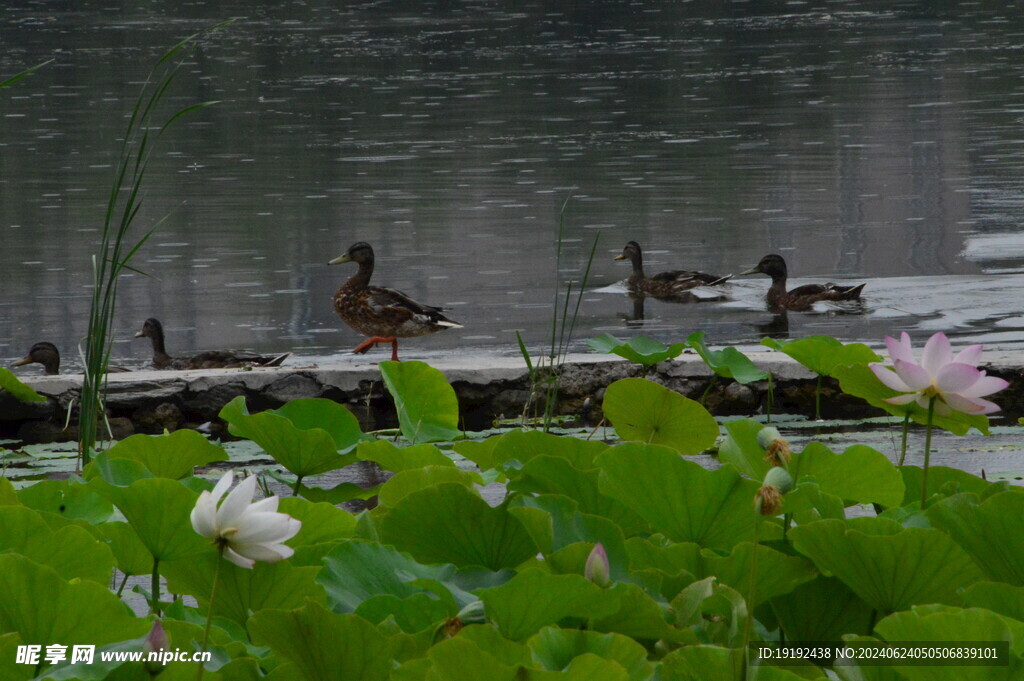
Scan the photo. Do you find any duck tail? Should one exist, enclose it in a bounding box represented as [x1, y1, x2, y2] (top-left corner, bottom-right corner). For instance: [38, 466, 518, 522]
[837, 283, 866, 299]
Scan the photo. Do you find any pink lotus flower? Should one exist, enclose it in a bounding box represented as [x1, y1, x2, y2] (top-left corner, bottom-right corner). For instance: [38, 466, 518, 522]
[869, 332, 1008, 416]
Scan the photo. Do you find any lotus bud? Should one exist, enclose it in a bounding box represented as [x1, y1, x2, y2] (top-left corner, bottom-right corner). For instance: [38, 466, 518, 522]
[584, 542, 611, 587]
[755, 466, 793, 516]
[143, 619, 169, 675]
[757, 426, 791, 466]
[438, 600, 486, 640]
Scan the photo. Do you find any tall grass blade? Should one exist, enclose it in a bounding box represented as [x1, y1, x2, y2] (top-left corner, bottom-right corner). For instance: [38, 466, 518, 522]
[78, 29, 224, 465]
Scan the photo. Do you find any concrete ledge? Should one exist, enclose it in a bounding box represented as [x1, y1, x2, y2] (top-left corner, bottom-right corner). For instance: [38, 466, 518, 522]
[3, 351, 1019, 443]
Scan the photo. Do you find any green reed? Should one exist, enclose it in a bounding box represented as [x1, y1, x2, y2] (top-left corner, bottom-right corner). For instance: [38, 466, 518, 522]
[78, 29, 224, 465]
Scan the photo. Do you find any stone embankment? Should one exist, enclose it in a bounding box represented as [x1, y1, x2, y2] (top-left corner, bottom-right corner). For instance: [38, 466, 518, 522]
[2, 352, 1021, 443]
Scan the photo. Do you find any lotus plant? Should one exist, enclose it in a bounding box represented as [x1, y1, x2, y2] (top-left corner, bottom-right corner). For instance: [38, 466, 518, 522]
[191, 471, 301, 680]
[869, 332, 1008, 505]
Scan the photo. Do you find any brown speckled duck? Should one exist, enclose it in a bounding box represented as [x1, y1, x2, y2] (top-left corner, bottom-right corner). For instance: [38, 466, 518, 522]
[328, 242, 462, 362]
[134, 318, 289, 370]
[741, 254, 866, 311]
[10, 342, 131, 375]
[614, 241, 731, 299]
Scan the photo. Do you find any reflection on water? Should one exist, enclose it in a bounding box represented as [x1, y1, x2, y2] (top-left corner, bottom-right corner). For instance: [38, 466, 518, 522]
[3, 2, 1024, 373]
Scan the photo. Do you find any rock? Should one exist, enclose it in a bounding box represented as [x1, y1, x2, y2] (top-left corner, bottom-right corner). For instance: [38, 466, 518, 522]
[133, 403, 184, 434]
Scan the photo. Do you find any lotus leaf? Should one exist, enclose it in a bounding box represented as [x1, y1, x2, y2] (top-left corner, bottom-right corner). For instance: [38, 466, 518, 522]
[602, 379, 718, 454]
[99, 429, 227, 480]
[687, 331, 768, 384]
[0, 368, 45, 402]
[927, 491, 1024, 585]
[587, 333, 686, 367]
[379, 360, 461, 443]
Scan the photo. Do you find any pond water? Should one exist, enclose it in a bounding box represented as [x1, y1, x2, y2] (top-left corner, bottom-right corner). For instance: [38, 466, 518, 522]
[3, 1, 1024, 372]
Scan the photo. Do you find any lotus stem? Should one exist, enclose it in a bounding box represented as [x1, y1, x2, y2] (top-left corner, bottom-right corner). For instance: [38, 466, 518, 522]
[292, 474, 304, 497]
[700, 375, 717, 406]
[920, 396, 937, 507]
[766, 372, 774, 424]
[197, 552, 224, 681]
[814, 374, 822, 420]
[151, 557, 161, 616]
[898, 412, 910, 466]
[742, 517, 762, 677]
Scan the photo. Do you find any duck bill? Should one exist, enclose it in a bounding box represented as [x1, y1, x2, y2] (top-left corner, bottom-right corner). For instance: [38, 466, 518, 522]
[328, 254, 352, 265]
[739, 266, 761, 276]
[133, 330, 146, 338]
[11, 355, 32, 367]
[613, 254, 627, 261]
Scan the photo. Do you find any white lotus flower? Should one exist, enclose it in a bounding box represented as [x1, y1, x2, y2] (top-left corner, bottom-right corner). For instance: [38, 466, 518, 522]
[190, 471, 301, 569]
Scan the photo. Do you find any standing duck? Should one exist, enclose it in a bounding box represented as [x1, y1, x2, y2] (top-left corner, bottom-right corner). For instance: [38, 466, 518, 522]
[134, 318, 289, 370]
[328, 242, 462, 362]
[614, 241, 731, 299]
[741, 254, 866, 311]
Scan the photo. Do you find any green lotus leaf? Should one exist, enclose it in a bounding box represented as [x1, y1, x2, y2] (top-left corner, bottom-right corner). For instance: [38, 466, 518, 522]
[18, 478, 113, 524]
[589, 582, 685, 642]
[0, 554, 148, 649]
[98, 429, 227, 479]
[378, 465, 484, 508]
[687, 331, 768, 384]
[900, 466, 992, 506]
[0, 368, 45, 402]
[718, 419, 771, 481]
[379, 483, 537, 570]
[219, 396, 359, 478]
[669, 577, 748, 648]
[423, 634, 519, 681]
[769, 574, 875, 643]
[357, 440, 455, 471]
[761, 335, 880, 376]
[249, 601, 395, 681]
[0, 505, 115, 584]
[83, 452, 154, 486]
[789, 518, 986, 613]
[587, 333, 686, 367]
[0, 632, 31, 681]
[873, 605, 1024, 678]
[318, 540, 458, 613]
[527, 626, 653, 678]
[493, 429, 609, 470]
[660, 645, 742, 681]
[164, 550, 324, 627]
[508, 455, 649, 536]
[89, 477, 207, 562]
[961, 581, 1024, 623]
[699, 542, 818, 606]
[598, 443, 759, 550]
[453, 435, 503, 472]
[833, 363, 990, 436]
[791, 442, 904, 508]
[379, 360, 461, 443]
[927, 491, 1024, 585]
[781, 481, 846, 523]
[476, 568, 620, 641]
[508, 495, 629, 578]
[95, 521, 152, 576]
[277, 497, 356, 547]
[357, 592, 454, 634]
[275, 397, 368, 449]
[0, 477, 18, 506]
[456, 624, 532, 667]
[602, 379, 718, 454]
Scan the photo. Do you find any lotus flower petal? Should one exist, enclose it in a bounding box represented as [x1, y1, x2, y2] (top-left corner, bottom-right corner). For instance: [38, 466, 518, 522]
[920, 333, 952, 375]
[942, 392, 994, 415]
[232, 512, 301, 545]
[893, 359, 931, 390]
[884, 393, 918, 405]
[959, 374, 1010, 398]
[870, 364, 912, 392]
[935, 362, 983, 394]
[885, 333, 915, 364]
[952, 344, 983, 366]
[217, 475, 257, 531]
[190, 492, 218, 540]
[232, 541, 294, 564]
[247, 496, 279, 514]
[223, 546, 256, 569]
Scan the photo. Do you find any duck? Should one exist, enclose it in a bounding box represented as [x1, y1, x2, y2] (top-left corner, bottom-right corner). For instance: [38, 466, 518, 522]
[134, 318, 289, 370]
[10, 342, 131, 375]
[741, 254, 866, 311]
[328, 242, 462, 362]
[614, 241, 731, 299]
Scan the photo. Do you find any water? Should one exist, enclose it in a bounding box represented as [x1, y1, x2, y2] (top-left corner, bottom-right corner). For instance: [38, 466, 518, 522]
[4, 1, 1024, 372]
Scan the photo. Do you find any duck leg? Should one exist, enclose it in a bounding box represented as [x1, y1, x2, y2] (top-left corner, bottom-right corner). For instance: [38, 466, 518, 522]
[352, 336, 400, 361]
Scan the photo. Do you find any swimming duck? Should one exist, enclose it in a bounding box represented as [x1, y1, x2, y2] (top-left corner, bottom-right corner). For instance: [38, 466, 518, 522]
[614, 241, 731, 299]
[741, 254, 866, 311]
[328, 242, 462, 362]
[134, 318, 289, 370]
[10, 342, 131, 375]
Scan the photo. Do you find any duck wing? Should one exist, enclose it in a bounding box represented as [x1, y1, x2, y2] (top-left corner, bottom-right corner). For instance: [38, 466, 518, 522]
[366, 286, 462, 327]
[651, 270, 731, 287]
